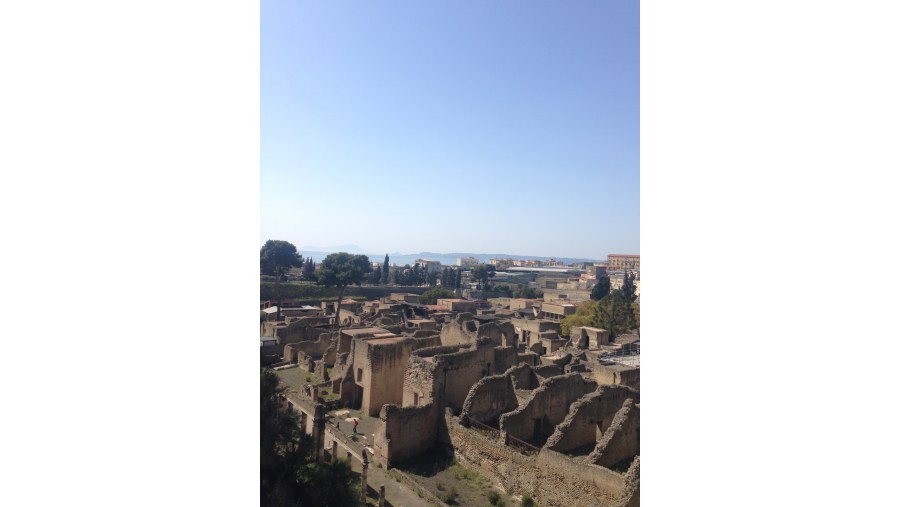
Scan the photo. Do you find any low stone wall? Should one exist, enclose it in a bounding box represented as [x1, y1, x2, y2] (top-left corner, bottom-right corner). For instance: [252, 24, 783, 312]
[444, 412, 625, 507]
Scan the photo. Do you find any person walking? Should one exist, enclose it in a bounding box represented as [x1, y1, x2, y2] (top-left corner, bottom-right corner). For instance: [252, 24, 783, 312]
[352, 418, 358, 434]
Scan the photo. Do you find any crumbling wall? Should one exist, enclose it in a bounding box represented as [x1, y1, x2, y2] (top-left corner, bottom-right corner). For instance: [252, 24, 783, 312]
[544, 385, 638, 454]
[500, 373, 598, 444]
[282, 332, 333, 362]
[518, 352, 540, 366]
[274, 317, 329, 345]
[402, 356, 438, 407]
[534, 364, 564, 379]
[373, 403, 439, 467]
[614, 455, 640, 507]
[354, 338, 417, 416]
[460, 374, 518, 425]
[588, 400, 640, 469]
[591, 363, 640, 391]
[505, 364, 540, 390]
[476, 321, 516, 347]
[444, 412, 626, 507]
[439, 313, 478, 346]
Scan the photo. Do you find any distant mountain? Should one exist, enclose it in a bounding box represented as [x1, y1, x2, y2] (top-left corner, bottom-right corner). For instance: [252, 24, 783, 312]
[300, 244, 366, 254]
[297, 247, 599, 266]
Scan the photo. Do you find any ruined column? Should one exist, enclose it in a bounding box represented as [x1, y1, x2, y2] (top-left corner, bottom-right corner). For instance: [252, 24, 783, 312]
[360, 451, 369, 503]
[378, 484, 385, 507]
[331, 440, 338, 464]
[313, 404, 325, 463]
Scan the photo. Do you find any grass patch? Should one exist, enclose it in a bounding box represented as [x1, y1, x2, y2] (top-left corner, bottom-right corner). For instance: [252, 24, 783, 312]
[439, 487, 459, 505]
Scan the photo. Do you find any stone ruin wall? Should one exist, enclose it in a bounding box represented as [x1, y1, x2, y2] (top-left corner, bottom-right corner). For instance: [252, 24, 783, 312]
[500, 373, 598, 443]
[373, 402, 439, 467]
[588, 400, 640, 469]
[352, 338, 416, 416]
[460, 373, 519, 425]
[544, 385, 639, 454]
[591, 364, 641, 391]
[443, 411, 628, 507]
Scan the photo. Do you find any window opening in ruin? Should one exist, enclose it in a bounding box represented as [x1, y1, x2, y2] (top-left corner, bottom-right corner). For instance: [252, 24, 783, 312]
[414, 393, 419, 406]
[357, 368, 362, 381]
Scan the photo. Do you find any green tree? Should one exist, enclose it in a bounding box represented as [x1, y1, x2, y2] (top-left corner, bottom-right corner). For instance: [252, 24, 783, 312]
[419, 287, 456, 305]
[471, 264, 496, 289]
[260, 240, 303, 320]
[560, 300, 600, 336]
[591, 276, 611, 300]
[260, 369, 360, 507]
[317, 252, 372, 329]
[595, 291, 635, 339]
[300, 258, 316, 281]
[621, 271, 638, 303]
[381, 254, 390, 285]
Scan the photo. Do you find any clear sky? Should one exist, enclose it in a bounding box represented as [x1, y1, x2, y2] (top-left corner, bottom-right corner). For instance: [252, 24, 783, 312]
[261, 0, 639, 260]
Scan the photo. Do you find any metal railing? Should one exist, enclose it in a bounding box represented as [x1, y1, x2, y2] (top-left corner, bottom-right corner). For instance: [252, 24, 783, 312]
[505, 433, 540, 456]
[469, 419, 501, 439]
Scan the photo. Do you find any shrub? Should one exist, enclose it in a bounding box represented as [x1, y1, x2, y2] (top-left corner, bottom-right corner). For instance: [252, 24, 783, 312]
[436, 483, 445, 491]
[488, 491, 501, 505]
[521, 495, 535, 507]
[440, 487, 459, 505]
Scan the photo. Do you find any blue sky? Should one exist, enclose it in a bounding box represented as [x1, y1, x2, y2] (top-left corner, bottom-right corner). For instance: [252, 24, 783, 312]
[261, 0, 639, 260]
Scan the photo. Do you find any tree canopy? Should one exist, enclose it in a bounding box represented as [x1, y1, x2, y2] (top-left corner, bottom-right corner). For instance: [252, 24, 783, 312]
[591, 276, 611, 300]
[260, 240, 303, 279]
[419, 287, 456, 305]
[317, 252, 372, 328]
[260, 369, 359, 506]
[560, 291, 639, 339]
[317, 253, 372, 289]
[621, 271, 638, 303]
[470, 264, 496, 289]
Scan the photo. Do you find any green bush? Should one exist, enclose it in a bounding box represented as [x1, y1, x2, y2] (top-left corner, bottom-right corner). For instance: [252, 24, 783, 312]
[439, 487, 459, 505]
[521, 495, 535, 507]
[488, 490, 501, 505]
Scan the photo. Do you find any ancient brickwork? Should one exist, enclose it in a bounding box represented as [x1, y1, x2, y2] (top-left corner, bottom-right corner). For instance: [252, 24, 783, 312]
[544, 385, 638, 454]
[500, 373, 598, 444]
[373, 403, 440, 467]
[353, 337, 417, 416]
[588, 400, 640, 469]
[444, 412, 626, 507]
